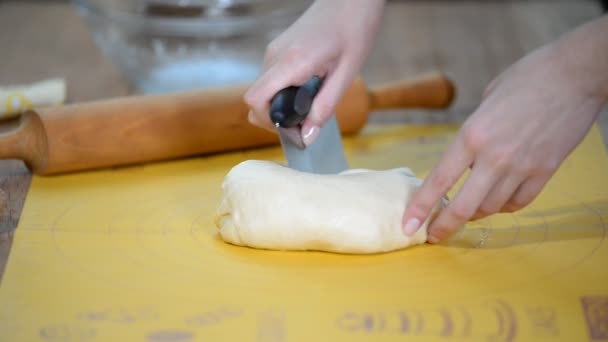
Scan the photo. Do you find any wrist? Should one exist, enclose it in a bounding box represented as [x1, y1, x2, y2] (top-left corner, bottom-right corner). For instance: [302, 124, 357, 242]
[553, 16, 608, 104]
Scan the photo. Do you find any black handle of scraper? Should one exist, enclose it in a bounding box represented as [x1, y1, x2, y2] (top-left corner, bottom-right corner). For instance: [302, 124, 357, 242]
[269, 76, 323, 128]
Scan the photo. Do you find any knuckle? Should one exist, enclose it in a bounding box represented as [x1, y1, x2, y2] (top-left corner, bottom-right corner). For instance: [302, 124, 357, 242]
[515, 196, 534, 208]
[512, 159, 533, 176]
[478, 202, 499, 216]
[471, 210, 489, 221]
[243, 91, 255, 107]
[537, 159, 560, 176]
[446, 203, 472, 222]
[503, 201, 524, 213]
[311, 101, 334, 124]
[486, 147, 517, 172]
[508, 195, 533, 211]
[501, 203, 519, 213]
[407, 201, 433, 219]
[461, 124, 489, 153]
[243, 91, 262, 110]
[281, 50, 319, 85]
[428, 173, 456, 193]
[282, 47, 306, 67]
[429, 225, 455, 241]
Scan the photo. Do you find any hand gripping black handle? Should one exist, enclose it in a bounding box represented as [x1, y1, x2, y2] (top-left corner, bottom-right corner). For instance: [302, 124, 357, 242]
[269, 76, 323, 128]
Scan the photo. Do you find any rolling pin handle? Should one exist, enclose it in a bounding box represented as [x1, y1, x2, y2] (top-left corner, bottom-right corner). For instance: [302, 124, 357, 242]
[368, 72, 456, 110]
[0, 111, 48, 173]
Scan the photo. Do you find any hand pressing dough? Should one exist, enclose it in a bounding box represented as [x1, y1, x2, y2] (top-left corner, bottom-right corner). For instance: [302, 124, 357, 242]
[215, 160, 442, 254]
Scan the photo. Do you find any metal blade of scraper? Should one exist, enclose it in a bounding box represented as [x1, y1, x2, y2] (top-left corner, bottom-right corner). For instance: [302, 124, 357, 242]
[270, 76, 348, 174]
[278, 115, 348, 174]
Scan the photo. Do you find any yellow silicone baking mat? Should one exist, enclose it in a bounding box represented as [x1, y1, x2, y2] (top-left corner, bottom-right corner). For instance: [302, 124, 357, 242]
[0, 124, 606, 341]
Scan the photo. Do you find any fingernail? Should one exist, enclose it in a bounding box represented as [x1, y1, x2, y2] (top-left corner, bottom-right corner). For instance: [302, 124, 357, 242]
[427, 235, 439, 244]
[302, 125, 320, 147]
[403, 218, 421, 236]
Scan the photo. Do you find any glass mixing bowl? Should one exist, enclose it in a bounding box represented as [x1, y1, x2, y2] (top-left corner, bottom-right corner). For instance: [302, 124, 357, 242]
[73, 0, 310, 94]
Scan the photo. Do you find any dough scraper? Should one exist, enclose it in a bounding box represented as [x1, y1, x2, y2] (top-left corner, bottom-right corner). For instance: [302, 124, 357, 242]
[269, 77, 348, 174]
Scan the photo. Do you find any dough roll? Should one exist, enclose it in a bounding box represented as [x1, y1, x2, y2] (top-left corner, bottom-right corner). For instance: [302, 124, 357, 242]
[215, 160, 442, 254]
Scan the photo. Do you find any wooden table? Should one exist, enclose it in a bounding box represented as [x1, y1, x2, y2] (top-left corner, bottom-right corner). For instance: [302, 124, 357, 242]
[0, 0, 605, 280]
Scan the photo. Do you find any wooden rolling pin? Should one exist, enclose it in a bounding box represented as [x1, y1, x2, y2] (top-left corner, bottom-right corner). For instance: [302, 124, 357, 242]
[0, 72, 455, 175]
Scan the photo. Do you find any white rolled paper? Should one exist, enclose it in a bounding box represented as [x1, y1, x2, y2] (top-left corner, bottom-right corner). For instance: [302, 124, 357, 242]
[0, 79, 66, 118]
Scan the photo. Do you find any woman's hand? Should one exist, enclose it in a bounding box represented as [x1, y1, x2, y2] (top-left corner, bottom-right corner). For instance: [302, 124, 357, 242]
[244, 0, 385, 146]
[402, 15, 608, 243]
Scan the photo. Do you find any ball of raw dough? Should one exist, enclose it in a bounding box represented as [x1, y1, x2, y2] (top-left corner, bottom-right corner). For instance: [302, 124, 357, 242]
[214, 160, 442, 254]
